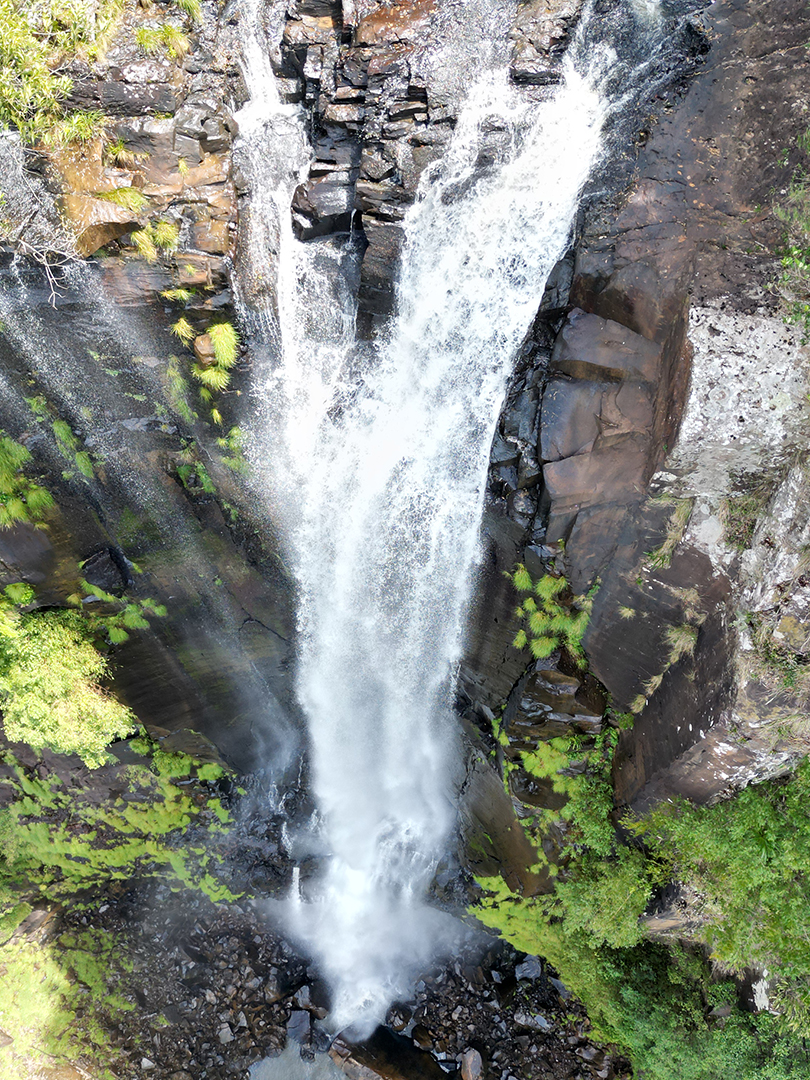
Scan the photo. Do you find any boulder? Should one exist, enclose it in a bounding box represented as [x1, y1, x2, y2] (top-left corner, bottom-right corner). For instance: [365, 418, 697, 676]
[193, 333, 216, 366]
[60, 194, 139, 256]
[460, 1048, 483, 1080]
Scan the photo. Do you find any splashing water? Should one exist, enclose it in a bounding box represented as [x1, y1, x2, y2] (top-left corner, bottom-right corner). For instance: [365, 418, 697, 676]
[234, 0, 670, 1036]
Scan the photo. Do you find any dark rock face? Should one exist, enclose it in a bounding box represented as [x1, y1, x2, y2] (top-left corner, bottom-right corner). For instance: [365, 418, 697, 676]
[460, 0, 810, 818]
[277, 0, 588, 325]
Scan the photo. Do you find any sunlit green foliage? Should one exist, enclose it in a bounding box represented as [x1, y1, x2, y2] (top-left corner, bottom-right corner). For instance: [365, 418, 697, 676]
[0, 0, 120, 143]
[635, 760, 810, 1034]
[0, 741, 234, 903]
[0, 433, 53, 527]
[509, 562, 592, 666]
[0, 600, 135, 766]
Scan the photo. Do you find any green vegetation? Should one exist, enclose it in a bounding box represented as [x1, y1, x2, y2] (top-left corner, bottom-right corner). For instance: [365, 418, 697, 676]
[97, 185, 148, 213]
[775, 129, 810, 340]
[633, 760, 810, 1037]
[644, 495, 693, 569]
[177, 456, 216, 496]
[0, 585, 135, 766]
[164, 357, 196, 424]
[0, 432, 54, 527]
[475, 726, 810, 1078]
[509, 562, 592, 667]
[130, 220, 179, 261]
[51, 418, 94, 478]
[0, 728, 236, 1078]
[171, 314, 195, 344]
[0, 736, 233, 905]
[135, 22, 190, 60]
[0, 0, 119, 144]
[216, 425, 247, 473]
[67, 577, 167, 646]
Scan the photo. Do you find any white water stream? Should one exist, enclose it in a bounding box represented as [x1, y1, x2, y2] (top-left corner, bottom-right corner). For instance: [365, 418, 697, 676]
[235, 0, 660, 1036]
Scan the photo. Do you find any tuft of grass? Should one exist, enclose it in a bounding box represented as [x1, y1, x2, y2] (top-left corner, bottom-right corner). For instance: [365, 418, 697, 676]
[191, 364, 230, 392]
[618, 606, 636, 620]
[96, 186, 147, 212]
[131, 227, 157, 262]
[171, 316, 195, 344]
[666, 623, 698, 665]
[153, 220, 179, 251]
[645, 497, 693, 570]
[207, 322, 239, 368]
[173, 0, 202, 21]
[161, 287, 195, 304]
[136, 23, 190, 59]
[40, 109, 106, 147]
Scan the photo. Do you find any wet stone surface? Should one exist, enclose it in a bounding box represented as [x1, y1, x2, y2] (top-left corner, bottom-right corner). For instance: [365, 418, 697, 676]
[39, 876, 624, 1080]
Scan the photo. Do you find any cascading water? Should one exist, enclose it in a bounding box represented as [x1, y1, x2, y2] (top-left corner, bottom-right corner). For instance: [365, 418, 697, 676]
[236, 0, 667, 1035]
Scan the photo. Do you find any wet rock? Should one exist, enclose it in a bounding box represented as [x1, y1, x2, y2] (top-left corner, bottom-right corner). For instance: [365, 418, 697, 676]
[82, 548, 129, 594]
[514, 1011, 552, 1032]
[292, 171, 358, 238]
[193, 333, 217, 366]
[514, 956, 543, 982]
[550, 308, 662, 384]
[460, 1047, 483, 1080]
[287, 1009, 312, 1043]
[192, 219, 231, 254]
[217, 1023, 234, 1044]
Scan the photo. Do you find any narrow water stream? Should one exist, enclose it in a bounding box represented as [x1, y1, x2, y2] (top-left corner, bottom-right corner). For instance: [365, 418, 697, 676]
[235, 0, 667, 1036]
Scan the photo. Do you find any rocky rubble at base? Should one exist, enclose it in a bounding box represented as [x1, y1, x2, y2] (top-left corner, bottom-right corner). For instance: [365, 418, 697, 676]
[13, 881, 624, 1080]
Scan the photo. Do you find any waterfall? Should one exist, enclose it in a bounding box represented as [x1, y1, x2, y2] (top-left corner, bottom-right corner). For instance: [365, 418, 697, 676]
[235, 0, 666, 1036]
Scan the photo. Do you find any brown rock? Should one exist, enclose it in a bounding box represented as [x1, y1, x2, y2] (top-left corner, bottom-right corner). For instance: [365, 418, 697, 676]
[461, 1047, 483, 1080]
[60, 194, 139, 256]
[550, 307, 662, 383]
[193, 334, 216, 366]
[355, 0, 438, 45]
[192, 219, 230, 255]
[543, 433, 650, 513]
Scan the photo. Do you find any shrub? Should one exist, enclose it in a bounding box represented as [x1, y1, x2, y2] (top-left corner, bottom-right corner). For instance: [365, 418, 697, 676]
[0, 607, 135, 766]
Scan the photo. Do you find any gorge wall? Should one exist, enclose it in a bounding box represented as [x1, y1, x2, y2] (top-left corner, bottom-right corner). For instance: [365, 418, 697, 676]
[1, 0, 810, 1077]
